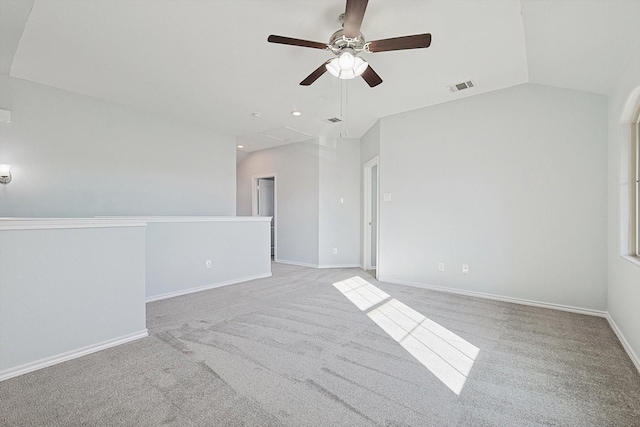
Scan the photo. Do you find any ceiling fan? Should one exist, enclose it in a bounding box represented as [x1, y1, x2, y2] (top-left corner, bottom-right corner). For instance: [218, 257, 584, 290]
[268, 0, 431, 87]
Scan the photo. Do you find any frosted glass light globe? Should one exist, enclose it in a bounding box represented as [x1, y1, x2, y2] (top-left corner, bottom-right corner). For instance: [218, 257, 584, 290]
[338, 51, 355, 70]
[339, 69, 356, 80]
[326, 59, 340, 77]
[353, 57, 369, 76]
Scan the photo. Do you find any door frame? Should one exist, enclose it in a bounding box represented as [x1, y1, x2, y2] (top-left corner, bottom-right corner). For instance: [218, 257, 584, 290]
[363, 157, 379, 276]
[252, 173, 277, 260]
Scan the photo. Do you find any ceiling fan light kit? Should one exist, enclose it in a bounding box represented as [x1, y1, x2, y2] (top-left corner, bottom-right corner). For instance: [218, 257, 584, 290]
[326, 52, 369, 79]
[268, 0, 432, 87]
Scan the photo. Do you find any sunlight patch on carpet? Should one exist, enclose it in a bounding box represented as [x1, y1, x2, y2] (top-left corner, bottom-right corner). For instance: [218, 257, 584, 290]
[333, 277, 479, 395]
[332, 276, 390, 311]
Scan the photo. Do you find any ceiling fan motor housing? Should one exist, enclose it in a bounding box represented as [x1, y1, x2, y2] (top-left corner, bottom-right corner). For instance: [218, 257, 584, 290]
[328, 29, 366, 56]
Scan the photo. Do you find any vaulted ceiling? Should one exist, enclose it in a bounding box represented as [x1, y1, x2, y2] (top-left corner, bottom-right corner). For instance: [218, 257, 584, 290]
[2, 1, 640, 152]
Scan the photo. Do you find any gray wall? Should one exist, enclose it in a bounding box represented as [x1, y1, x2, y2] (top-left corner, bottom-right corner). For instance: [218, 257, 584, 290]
[378, 83, 608, 311]
[237, 141, 320, 266]
[145, 218, 271, 300]
[318, 138, 360, 267]
[0, 76, 236, 217]
[0, 223, 146, 375]
[360, 120, 380, 166]
[237, 138, 361, 267]
[607, 39, 640, 363]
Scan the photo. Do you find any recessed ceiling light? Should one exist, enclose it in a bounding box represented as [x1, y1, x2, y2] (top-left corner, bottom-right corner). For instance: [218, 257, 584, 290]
[237, 145, 244, 149]
[251, 112, 262, 118]
[291, 111, 302, 117]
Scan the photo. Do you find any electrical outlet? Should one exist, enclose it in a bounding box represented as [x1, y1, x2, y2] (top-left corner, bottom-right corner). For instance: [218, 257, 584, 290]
[332, 248, 338, 255]
[206, 260, 212, 269]
[462, 264, 469, 274]
[438, 262, 445, 272]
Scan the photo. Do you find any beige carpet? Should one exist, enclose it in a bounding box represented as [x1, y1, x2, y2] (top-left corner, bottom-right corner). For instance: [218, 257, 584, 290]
[1, 263, 639, 426]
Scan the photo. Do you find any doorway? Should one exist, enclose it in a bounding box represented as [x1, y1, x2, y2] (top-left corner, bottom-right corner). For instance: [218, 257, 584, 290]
[252, 174, 276, 259]
[363, 157, 379, 276]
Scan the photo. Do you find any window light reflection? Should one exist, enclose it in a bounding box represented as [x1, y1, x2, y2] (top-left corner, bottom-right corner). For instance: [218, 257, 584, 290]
[332, 276, 390, 311]
[333, 277, 479, 395]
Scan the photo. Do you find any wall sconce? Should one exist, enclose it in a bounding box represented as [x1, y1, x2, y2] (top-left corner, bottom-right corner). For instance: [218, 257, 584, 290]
[0, 164, 12, 184]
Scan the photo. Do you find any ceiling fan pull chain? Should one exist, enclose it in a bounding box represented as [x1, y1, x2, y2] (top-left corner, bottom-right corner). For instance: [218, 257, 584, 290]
[341, 80, 349, 137]
[345, 80, 349, 136]
[340, 80, 344, 137]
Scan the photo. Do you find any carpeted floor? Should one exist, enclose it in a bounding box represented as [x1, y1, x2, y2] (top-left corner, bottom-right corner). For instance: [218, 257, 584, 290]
[1, 263, 639, 426]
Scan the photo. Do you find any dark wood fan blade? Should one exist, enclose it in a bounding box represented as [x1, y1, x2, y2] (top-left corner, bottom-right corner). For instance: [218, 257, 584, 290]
[367, 33, 432, 53]
[361, 65, 382, 87]
[268, 35, 328, 50]
[300, 62, 329, 86]
[343, 0, 369, 38]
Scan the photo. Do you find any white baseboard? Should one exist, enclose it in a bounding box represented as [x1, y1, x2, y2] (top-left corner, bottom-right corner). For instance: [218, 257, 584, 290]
[274, 259, 318, 268]
[275, 259, 360, 269]
[381, 277, 639, 374]
[0, 329, 148, 382]
[318, 264, 361, 269]
[146, 272, 272, 303]
[606, 313, 640, 374]
[381, 277, 607, 318]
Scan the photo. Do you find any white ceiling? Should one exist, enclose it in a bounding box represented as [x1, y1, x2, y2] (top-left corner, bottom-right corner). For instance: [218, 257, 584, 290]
[522, 0, 640, 94]
[2, 1, 640, 152]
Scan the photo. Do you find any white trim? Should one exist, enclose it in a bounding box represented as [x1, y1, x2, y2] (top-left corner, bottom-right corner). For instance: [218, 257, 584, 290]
[0, 216, 269, 230]
[275, 259, 359, 269]
[145, 273, 272, 303]
[318, 264, 361, 269]
[97, 216, 271, 223]
[251, 173, 278, 260]
[381, 277, 607, 318]
[618, 87, 640, 260]
[275, 259, 319, 268]
[622, 255, 640, 267]
[606, 313, 640, 374]
[251, 174, 277, 217]
[0, 330, 148, 382]
[363, 156, 380, 275]
[619, 86, 640, 124]
[634, 104, 639, 257]
[0, 218, 147, 230]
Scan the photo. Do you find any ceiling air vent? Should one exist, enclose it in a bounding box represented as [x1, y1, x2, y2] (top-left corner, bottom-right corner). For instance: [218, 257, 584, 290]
[325, 117, 342, 124]
[448, 80, 475, 93]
